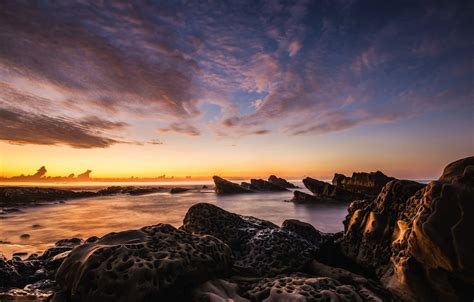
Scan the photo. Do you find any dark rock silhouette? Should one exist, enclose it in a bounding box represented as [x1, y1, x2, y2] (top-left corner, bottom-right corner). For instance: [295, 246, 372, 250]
[303, 177, 362, 202]
[33, 166, 47, 178]
[169, 187, 190, 194]
[281, 219, 327, 246]
[268, 175, 299, 188]
[0, 187, 96, 204]
[289, 190, 329, 203]
[212, 176, 253, 194]
[249, 178, 288, 191]
[76, 169, 92, 180]
[333, 170, 394, 196]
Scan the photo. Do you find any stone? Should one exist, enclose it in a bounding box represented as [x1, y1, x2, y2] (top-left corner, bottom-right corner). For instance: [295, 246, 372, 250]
[213, 176, 253, 194]
[333, 171, 395, 196]
[56, 223, 232, 302]
[268, 175, 299, 188]
[289, 190, 329, 203]
[303, 177, 362, 202]
[249, 179, 288, 191]
[281, 219, 327, 246]
[0, 187, 95, 205]
[169, 187, 190, 194]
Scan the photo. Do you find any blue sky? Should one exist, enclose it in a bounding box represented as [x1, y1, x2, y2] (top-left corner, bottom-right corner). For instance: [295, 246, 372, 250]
[0, 0, 472, 178]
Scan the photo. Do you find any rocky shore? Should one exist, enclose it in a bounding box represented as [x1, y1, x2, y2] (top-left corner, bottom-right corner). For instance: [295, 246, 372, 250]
[0, 157, 472, 301]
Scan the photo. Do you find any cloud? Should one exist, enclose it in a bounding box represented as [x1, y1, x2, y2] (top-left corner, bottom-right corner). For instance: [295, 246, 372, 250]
[288, 40, 302, 56]
[0, 108, 125, 148]
[158, 123, 200, 136]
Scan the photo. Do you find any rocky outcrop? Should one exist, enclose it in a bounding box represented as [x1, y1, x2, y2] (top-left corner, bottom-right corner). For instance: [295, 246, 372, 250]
[268, 175, 299, 188]
[213, 176, 253, 194]
[0, 187, 95, 205]
[182, 203, 319, 277]
[281, 219, 327, 246]
[169, 187, 190, 194]
[341, 156, 474, 301]
[303, 177, 362, 202]
[333, 171, 394, 196]
[249, 178, 288, 191]
[56, 224, 232, 302]
[289, 190, 331, 203]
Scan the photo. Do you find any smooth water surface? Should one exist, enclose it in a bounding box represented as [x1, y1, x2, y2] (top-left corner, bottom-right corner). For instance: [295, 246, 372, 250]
[0, 182, 349, 258]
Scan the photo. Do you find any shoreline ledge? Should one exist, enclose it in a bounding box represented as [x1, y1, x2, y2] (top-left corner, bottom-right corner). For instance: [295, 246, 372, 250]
[0, 156, 472, 301]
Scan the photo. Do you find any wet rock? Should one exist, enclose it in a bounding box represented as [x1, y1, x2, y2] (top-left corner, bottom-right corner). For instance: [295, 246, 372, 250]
[127, 187, 161, 195]
[39, 238, 83, 260]
[268, 175, 299, 188]
[240, 181, 258, 191]
[281, 219, 327, 246]
[56, 223, 232, 302]
[182, 203, 277, 250]
[32, 224, 42, 228]
[289, 190, 328, 203]
[170, 187, 190, 194]
[193, 279, 249, 302]
[249, 179, 288, 191]
[0, 187, 95, 205]
[333, 171, 395, 196]
[341, 156, 474, 301]
[303, 177, 362, 202]
[213, 176, 253, 194]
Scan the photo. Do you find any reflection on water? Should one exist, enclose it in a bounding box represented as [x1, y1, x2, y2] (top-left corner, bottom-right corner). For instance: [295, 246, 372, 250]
[0, 182, 349, 258]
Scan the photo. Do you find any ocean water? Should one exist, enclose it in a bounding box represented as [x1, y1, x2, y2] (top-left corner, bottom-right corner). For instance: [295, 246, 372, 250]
[0, 181, 350, 258]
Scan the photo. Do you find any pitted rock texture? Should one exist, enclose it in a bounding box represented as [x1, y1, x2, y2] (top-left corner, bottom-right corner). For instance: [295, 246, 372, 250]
[303, 177, 362, 202]
[182, 203, 278, 250]
[341, 156, 474, 301]
[281, 219, 327, 246]
[249, 179, 288, 191]
[182, 203, 319, 277]
[213, 176, 253, 194]
[245, 274, 382, 301]
[332, 171, 394, 196]
[235, 228, 318, 276]
[268, 175, 299, 188]
[56, 223, 232, 302]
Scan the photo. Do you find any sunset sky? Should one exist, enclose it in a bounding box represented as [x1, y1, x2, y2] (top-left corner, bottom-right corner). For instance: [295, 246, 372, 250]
[0, 0, 472, 179]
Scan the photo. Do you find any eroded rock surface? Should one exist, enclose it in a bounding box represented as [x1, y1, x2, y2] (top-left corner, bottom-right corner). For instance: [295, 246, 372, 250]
[213, 176, 253, 194]
[282, 219, 327, 246]
[56, 224, 232, 302]
[341, 156, 474, 301]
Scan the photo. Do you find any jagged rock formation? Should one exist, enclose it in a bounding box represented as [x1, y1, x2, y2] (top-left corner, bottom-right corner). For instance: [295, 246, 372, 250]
[303, 177, 363, 202]
[341, 156, 474, 301]
[213, 176, 253, 194]
[281, 219, 327, 246]
[333, 171, 395, 196]
[56, 224, 232, 302]
[268, 175, 299, 188]
[289, 190, 329, 203]
[249, 178, 288, 191]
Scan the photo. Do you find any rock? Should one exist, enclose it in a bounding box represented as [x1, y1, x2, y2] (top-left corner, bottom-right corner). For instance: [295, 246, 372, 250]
[289, 190, 329, 203]
[341, 156, 474, 301]
[213, 176, 253, 194]
[193, 279, 249, 302]
[235, 228, 317, 276]
[268, 175, 299, 188]
[56, 223, 232, 302]
[249, 179, 288, 191]
[170, 187, 190, 194]
[39, 238, 83, 260]
[333, 171, 395, 196]
[32, 224, 42, 228]
[281, 219, 327, 246]
[127, 187, 161, 195]
[245, 274, 383, 301]
[240, 182, 258, 191]
[303, 177, 362, 202]
[96, 186, 124, 195]
[182, 203, 277, 250]
[0, 187, 95, 205]
[20, 233, 30, 239]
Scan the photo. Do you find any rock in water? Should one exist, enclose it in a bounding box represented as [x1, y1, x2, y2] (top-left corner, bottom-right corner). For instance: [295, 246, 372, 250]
[341, 156, 474, 301]
[249, 178, 288, 191]
[303, 177, 362, 202]
[289, 190, 331, 203]
[268, 175, 299, 188]
[213, 176, 253, 194]
[332, 171, 395, 196]
[56, 224, 232, 302]
[182, 203, 319, 276]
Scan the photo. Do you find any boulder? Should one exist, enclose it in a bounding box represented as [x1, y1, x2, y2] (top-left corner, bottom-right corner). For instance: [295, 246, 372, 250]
[169, 187, 190, 194]
[333, 171, 394, 196]
[213, 176, 253, 194]
[268, 175, 299, 188]
[289, 190, 331, 203]
[303, 177, 362, 202]
[56, 223, 232, 302]
[341, 156, 474, 301]
[281, 219, 327, 246]
[0, 187, 95, 205]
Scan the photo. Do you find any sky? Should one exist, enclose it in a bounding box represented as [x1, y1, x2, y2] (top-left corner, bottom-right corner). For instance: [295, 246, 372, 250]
[0, 0, 473, 180]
